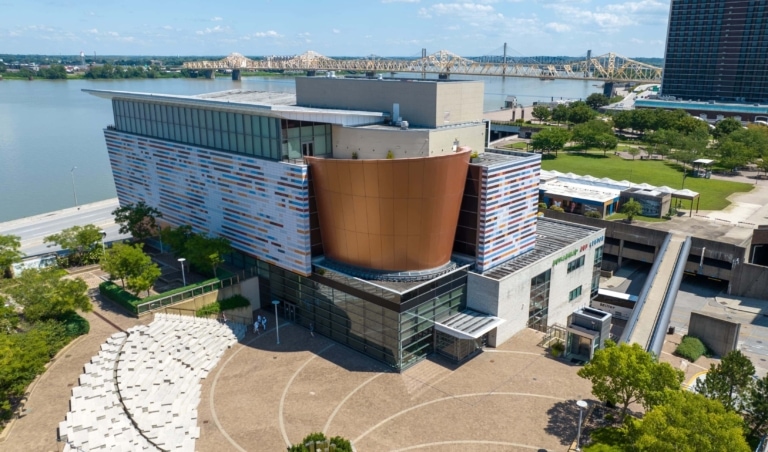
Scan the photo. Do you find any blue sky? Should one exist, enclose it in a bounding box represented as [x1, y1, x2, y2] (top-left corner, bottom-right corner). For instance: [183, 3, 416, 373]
[1, 0, 670, 58]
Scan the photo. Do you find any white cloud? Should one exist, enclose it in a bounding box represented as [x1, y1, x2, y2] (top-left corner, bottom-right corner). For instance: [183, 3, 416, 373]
[332, 28, 341, 34]
[211, 16, 223, 21]
[630, 37, 644, 44]
[253, 30, 282, 38]
[85, 28, 99, 34]
[419, 3, 504, 25]
[195, 25, 231, 35]
[545, 22, 571, 33]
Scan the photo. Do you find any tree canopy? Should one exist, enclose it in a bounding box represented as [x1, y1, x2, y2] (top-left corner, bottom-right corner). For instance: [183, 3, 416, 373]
[530, 127, 570, 156]
[632, 390, 750, 452]
[112, 201, 163, 242]
[577, 341, 683, 419]
[713, 117, 744, 140]
[43, 224, 103, 267]
[184, 234, 232, 277]
[744, 373, 768, 439]
[586, 93, 610, 110]
[620, 199, 643, 223]
[101, 243, 160, 296]
[567, 101, 596, 124]
[0, 234, 23, 278]
[571, 120, 617, 154]
[531, 105, 552, 123]
[5, 268, 91, 322]
[696, 350, 755, 412]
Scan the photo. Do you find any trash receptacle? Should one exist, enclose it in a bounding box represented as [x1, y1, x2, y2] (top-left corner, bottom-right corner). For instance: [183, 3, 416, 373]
[667, 326, 675, 335]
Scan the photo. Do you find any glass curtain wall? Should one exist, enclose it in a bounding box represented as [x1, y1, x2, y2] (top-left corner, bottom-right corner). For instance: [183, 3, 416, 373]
[113, 99, 285, 160]
[281, 119, 332, 160]
[591, 245, 603, 298]
[260, 260, 467, 370]
[528, 269, 551, 332]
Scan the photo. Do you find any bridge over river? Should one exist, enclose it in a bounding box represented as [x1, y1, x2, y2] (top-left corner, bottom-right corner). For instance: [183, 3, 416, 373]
[182, 48, 662, 83]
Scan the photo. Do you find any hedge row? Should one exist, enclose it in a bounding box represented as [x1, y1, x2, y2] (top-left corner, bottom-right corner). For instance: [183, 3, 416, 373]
[674, 335, 708, 362]
[98, 281, 141, 314]
[195, 295, 251, 317]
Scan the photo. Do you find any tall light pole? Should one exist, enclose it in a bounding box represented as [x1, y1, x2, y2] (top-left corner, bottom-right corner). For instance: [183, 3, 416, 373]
[70, 166, 79, 210]
[99, 230, 107, 255]
[576, 400, 588, 451]
[272, 300, 280, 345]
[178, 258, 186, 286]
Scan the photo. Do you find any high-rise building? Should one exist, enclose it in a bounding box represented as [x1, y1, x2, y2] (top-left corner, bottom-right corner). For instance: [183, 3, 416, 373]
[661, 0, 768, 103]
[87, 77, 605, 370]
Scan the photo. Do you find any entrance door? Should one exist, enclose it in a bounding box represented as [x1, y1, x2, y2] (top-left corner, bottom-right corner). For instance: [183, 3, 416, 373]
[283, 302, 298, 322]
[301, 141, 314, 157]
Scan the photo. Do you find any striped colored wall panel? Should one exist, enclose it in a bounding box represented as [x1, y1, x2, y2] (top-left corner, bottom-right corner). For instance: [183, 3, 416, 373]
[476, 158, 541, 273]
[104, 130, 312, 276]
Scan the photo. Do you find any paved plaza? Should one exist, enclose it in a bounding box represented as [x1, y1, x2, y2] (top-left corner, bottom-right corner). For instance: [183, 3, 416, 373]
[196, 326, 593, 452]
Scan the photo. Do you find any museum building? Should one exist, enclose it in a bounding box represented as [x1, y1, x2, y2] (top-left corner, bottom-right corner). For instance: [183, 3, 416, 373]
[87, 76, 605, 370]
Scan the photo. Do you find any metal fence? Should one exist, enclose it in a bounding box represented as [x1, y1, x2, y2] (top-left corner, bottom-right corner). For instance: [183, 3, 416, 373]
[135, 267, 256, 315]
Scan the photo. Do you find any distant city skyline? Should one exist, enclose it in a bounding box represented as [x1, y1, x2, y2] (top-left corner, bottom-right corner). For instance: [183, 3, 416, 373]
[2, 0, 670, 58]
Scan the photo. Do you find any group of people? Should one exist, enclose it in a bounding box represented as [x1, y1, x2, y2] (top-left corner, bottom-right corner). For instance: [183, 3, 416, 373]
[253, 315, 268, 334]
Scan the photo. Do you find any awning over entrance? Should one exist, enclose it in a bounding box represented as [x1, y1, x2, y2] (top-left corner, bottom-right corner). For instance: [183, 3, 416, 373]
[435, 309, 505, 340]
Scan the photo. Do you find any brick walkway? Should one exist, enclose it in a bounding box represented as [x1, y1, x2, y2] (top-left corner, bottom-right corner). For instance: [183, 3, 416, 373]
[196, 327, 594, 452]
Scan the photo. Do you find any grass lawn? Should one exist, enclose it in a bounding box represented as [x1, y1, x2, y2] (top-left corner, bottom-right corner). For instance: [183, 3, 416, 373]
[541, 151, 753, 210]
[503, 142, 529, 150]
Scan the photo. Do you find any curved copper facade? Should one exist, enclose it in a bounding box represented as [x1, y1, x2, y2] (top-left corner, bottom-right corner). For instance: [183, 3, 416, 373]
[307, 151, 470, 272]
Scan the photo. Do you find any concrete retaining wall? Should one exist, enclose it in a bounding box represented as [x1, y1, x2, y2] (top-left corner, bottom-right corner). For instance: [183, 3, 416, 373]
[688, 311, 740, 357]
[730, 263, 768, 300]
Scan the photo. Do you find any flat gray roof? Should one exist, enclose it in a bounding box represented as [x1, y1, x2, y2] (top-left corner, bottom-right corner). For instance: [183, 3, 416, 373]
[481, 217, 602, 280]
[470, 149, 541, 168]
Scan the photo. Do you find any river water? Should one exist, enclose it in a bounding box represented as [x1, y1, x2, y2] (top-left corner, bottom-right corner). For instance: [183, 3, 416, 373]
[0, 75, 599, 222]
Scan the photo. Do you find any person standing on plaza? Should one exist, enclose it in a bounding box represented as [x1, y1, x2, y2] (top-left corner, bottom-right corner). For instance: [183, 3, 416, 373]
[253, 319, 260, 335]
[309, 322, 315, 338]
[261, 316, 267, 331]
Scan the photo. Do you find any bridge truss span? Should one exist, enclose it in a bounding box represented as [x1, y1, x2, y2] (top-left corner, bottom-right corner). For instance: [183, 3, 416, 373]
[183, 50, 662, 83]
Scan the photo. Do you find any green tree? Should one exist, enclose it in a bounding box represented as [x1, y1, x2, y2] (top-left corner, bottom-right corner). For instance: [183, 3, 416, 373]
[728, 127, 768, 159]
[160, 225, 193, 255]
[577, 341, 683, 419]
[744, 374, 768, 440]
[101, 243, 155, 289]
[632, 390, 750, 452]
[567, 101, 596, 124]
[586, 93, 610, 110]
[5, 268, 91, 322]
[0, 296, 18, 333]
[184, 234, 231, 277]
[289, 432, 352, 452]
[43, 224, 103, 267]
[713, 117, 744, 140]
[613, 110, 633, 132]
[620, 198, 643, 223]
[531, 105, 551, 123]
[571, 120, 615, 152]
[595, 134, 619, 156]
[716, 139, 755, 172]
[126, 261, 162, 297]
[630, 109, 655, 135]
[627, 147, 640, 160]
[552, 104, 569, 124]
[696, 350, 755, 411]
[0, 234, 23, 278]
[530, 127, 571, 156]
[675, 115, 712, 136]
[112, 201, 163, 242]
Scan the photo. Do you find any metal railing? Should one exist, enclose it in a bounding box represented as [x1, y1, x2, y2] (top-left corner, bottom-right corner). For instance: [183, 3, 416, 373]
[135, 266, 259, 314]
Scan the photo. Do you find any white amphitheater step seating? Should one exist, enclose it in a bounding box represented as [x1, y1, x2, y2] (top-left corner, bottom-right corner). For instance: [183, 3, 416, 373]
[60, 313, 239, 451]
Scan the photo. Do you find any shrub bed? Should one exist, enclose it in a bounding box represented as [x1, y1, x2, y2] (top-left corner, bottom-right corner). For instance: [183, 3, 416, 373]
[98, 281, 141, 314]
[674, 335, 708, 362]
[59, 311, 90, 337]
[195, 294, 251, 317]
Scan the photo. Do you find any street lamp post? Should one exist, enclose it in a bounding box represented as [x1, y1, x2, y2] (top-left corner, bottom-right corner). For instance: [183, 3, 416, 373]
[178, 258, 186, 286]
[272, 300, 280, 345]
[99, 230, 107, 256]
[576, 400, 588, 451]
[70, 166, 79, 210]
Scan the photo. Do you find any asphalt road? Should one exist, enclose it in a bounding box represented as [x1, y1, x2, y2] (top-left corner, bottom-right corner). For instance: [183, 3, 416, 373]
[0, 198, 130, 256]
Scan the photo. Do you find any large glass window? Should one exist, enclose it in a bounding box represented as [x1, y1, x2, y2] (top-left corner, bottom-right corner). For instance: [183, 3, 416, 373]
[528, 269, 551, 332]
[567, 255, 585, 273]
[112, 100, 285, 161]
